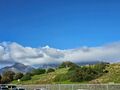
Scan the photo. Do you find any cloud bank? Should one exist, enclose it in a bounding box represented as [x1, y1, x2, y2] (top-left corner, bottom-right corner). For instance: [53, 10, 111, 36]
[0, 41, 120, 66]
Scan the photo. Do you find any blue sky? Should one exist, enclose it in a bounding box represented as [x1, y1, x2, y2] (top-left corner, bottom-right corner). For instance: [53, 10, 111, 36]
[0, 0, 120, 49]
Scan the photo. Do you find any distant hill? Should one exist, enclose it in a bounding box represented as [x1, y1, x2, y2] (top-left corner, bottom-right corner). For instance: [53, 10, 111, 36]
[34, 61, 100, 69]
[0, 63, 35, 74]
[38, 63, 59, 69]
[77, 61, 100, 65]
[12, 63, 120, 84]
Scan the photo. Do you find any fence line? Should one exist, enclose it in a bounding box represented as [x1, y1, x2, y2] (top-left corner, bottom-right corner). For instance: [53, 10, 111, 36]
[17, 84, 120, 90]
[1, 84, 120, 90]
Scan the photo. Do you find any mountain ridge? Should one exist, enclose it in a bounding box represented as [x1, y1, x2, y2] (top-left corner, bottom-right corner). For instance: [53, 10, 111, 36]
[0, 61, 101, 74]
[0, 62, 35, 74]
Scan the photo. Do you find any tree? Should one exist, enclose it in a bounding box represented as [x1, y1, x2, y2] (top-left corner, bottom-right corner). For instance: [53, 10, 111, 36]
[0, 74, 2, 83]
[54, 62, 110, 83]
[67, 65, 102, 82]
[26, 72, 33, 76]
[21, 74, 31, 81]
[1, 71, 15, 83]
[68, 68, 84, 82]
[14, 72, 23, 80]
[59, 61, 79, 69]
[0, 74, 1, 80]
[94, 62, 109, 75]
[1, 76, 12, 84]
[47, 68, 55, 73]
[32, 69, 46, 75]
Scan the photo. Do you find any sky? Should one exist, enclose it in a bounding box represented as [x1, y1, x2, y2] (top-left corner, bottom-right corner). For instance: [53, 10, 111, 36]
[0, 0, 120, 49]
[0, 0, 120, 68]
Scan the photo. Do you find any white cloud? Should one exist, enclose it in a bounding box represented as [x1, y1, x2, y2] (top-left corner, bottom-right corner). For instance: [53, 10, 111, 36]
[0, 41, 120, 65]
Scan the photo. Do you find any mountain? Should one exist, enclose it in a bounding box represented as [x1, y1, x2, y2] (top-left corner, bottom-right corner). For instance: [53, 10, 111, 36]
[37, 61, 101, 69]
[77, 61, 101, 66]
[0, 62, 35, 74]
[38, 63, 59, 69]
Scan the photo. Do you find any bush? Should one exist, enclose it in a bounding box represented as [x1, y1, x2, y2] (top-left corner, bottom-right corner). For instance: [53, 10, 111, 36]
[1, 76, 11, 84]
[0, 74, 1, 83]
[59, 61, 79, 69]
[68, 65, 104, 82]
[1, 71, 15, 83]
[14, 73, 23, 80]
[83, 73, 95, 81]
[94, 62, 109, 75]
[55, 62, 109, 83]
[0, 74, 1, 80]
[47, 68, 55, 73]
[21, 74, 31, 81]
[26, 72, 33, 76]
[68, 64, 80, 71]
[68, 68, 84, 82]
[32, 69, 46, 75]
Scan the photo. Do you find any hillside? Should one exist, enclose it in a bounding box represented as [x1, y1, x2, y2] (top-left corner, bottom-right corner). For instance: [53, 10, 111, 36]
[90, 63, 120, 84]
[12, 68, 70, 84]
[12, 63, 120, 84]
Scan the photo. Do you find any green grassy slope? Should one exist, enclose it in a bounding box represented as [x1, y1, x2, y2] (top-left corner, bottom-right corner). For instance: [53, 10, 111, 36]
[90, 63, 120, 84]
[12, 68, 69, 85]
[12, 63, 120, 84]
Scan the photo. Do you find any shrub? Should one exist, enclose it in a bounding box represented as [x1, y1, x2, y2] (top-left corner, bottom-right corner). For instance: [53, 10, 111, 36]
[0, 74, 1, 83]
[68, 68, 84, 82]
[54, 74, 68, 82]
[1, 76, 11, 84]
[54, 62, 110, 82]
[67, 65, 104, 82]
[21, 74, 31, 81]
[32, 69, 46, 75]
[0, 74, 1, 80]
[59, 61, 79, 69]
[47, 68, 55, 73]
[93, 62, 109, 75]
[26, 72, 33, 76]
[14, 72, 23, 80]
[1, 71, 15, 83]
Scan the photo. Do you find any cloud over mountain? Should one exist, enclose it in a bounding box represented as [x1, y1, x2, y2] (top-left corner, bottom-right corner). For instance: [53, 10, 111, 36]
[0, 41, 120, 66]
